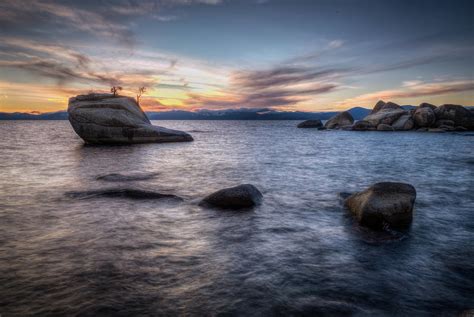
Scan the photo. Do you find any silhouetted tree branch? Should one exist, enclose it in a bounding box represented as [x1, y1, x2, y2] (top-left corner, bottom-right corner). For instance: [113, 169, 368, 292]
[136, 86, 146, 105]
[111, 86, 122, 96]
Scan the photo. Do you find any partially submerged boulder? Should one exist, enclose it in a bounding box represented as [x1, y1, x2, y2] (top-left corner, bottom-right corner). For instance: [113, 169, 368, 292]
[66, 187, 182, 200]
[344, 182, 416, 230]
[297, 119, 323, 128]
[324, 111, 354, 129]
[68, 93, 193, 144]
[200, 184, 263, 209]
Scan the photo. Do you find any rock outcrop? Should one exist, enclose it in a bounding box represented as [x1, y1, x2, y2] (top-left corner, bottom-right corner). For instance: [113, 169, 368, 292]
[350, 101, 474, 132]
[434, 104, 474, 130]
[344, 182, 417, 230]
[324, 111, 354, 129]
[68, 93, 193, 144]
[200, 184, 263, 209]
[297, 119, 323, 128]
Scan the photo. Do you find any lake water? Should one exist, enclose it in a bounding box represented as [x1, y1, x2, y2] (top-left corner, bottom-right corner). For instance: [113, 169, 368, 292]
[0, 120, 473, 316]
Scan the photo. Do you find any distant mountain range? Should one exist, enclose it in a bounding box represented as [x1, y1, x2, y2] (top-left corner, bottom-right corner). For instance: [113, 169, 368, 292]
[0, 107, 374, 121]
[0, 105, 437, 121]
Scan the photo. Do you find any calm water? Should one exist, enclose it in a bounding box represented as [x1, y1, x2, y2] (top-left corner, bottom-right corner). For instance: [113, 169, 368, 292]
[0, 120, 473, 316]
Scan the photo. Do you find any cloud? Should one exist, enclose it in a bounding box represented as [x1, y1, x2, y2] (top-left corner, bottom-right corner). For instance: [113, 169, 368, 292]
[338, 80, 474, 107]
[0, 0, 224, 46]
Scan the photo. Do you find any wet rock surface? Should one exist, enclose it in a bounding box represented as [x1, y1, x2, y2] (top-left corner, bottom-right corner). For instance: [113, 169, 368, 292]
[343, 182, 417, 230]
[200, 184, 263, 209]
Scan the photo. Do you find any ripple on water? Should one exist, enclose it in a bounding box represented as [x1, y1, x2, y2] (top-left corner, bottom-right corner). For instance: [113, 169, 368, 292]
[0, 120, 473, 316]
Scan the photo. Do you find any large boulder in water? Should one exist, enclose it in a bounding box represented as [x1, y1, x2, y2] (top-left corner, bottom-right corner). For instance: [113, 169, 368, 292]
[200, 184, 263, 209]
[68, 93, 193, 144]
[413, 105, 436, 127]
[392, 114, 414, 131]
[324, 111, 354, 129]
[344, 182, 416, 230]
[297, 119, 323, 128]
[434, 104, 474, 130]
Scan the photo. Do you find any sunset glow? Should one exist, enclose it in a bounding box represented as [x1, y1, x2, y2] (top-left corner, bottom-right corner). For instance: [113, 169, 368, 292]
[0, 0, 472, 113]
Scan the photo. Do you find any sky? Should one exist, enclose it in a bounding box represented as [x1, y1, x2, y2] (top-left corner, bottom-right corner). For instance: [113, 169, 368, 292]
[0, 0, 473, 113]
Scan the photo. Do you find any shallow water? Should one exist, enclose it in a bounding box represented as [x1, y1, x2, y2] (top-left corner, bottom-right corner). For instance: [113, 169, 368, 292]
[0, 120, 473, 316]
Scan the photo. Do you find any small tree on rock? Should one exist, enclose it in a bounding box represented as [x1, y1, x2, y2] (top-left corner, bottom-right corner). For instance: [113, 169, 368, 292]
[136, 86, 146, 105]
[111, 86, 122, 96]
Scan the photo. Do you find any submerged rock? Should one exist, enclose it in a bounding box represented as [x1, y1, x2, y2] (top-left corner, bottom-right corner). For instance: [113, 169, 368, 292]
[200, 184, 263, 209]
[96, 172, 159, 182]
[344, 182, 416, 230]
[297, 119, 323, 128]
[68, 93, 193, 144]
[66, 187, 182, 200]
[324, 111, 354, 129]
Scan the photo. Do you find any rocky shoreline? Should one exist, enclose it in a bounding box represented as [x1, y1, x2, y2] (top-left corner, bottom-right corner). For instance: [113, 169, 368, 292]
[298, 100, 474, 132]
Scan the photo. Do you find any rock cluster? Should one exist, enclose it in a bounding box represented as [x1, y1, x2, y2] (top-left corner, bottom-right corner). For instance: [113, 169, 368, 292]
[68, 93, 193, 144]
[313, 101, 473, 132]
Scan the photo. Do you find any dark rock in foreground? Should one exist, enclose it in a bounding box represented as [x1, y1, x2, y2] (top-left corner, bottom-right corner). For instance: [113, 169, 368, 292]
[200, 184, 263, 209]
[324, 111, 354, 129]
[68, 93, 193, 144]
[66, 187, 182, 200]
[297, 119, 323, 128]
[344, 182, 416, 230]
